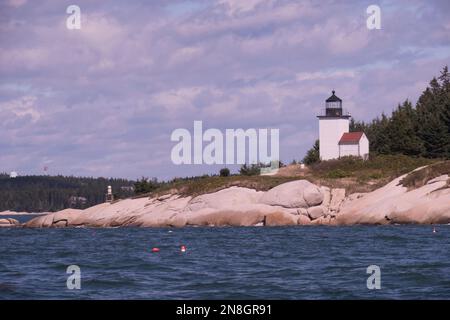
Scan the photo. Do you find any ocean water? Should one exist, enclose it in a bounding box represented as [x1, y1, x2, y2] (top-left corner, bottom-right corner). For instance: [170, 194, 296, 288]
[0, 225, 449, 299]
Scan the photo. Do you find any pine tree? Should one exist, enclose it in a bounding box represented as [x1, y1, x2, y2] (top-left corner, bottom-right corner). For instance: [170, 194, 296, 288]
[419, 113, 447, 157]
[438, 65, 450, 157]
[388, 101, 424, 156]
[416, 67, 450, 158]
[369, 113, 391, 154]
[303, 140, 320, 165]
[350, 118, 367, 132]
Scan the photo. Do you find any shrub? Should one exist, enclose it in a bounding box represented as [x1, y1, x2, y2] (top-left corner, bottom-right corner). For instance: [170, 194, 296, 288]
[219, 168, 230, 177]
[239, 164, 262, 176]
[134, 177, 160, 195]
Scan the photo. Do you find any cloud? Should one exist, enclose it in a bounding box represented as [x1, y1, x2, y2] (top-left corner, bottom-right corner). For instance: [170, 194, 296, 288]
[0, 95, 40, 122]
[217, 0, 274, 16]
[6, 0, 27, 8]
[296, 69, 357, 82]
[0, 0, 449, 179]
[167, 46, 204, 66]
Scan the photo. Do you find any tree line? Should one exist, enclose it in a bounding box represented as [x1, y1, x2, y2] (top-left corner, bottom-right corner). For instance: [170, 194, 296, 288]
[0, 174, 135, 212]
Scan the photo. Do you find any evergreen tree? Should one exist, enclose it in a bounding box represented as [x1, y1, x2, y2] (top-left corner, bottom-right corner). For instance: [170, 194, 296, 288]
[134, 177, 159, 194]
[438, 66, 450, 157]
[303, 140, 320, 165]
[349, 118, 367, 132]
[416, 67, 450, 158]
[388, 101, 424, 156]
[369, 113, 392, 155]
[418, 112, 448, 158]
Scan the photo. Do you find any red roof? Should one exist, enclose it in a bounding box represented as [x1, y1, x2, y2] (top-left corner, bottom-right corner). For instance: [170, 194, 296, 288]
[339, 132, 364, 144]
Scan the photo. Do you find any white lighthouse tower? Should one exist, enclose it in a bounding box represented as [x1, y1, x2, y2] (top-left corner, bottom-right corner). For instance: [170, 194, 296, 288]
[317, 91, 351, 160]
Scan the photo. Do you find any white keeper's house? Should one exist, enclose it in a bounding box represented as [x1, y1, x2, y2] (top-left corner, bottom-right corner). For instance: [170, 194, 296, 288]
[317, 91, 369, 160]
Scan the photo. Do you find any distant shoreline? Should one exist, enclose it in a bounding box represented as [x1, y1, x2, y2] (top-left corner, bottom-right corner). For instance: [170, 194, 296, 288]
[0, 211, 47, 216]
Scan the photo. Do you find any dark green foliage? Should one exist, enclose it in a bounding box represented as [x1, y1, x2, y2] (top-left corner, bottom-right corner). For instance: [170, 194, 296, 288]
[303, 140, 320, 165]
[325, 169, 350, 179]
[239, 163, 262, 176]
[418, 112, 448, 157]
[349, 118, 366, 132]
[134, 177, 160, 194]
[219, 168, 230, 177]
[388, 100, 425, 156]
[350, 66, 450, 159]
[0, 175, 135, 212]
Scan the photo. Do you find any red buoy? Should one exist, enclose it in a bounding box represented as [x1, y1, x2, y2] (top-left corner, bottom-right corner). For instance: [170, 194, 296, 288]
[180, 245, 187, 253]
[151, 247, 160, 253]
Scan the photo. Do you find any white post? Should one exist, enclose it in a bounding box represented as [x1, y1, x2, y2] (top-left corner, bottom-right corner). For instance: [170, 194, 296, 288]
[106, 185, 113, 202]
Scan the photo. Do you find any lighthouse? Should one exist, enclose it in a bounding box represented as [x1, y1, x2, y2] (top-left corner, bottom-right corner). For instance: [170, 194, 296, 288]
[317, 91, 369, 160]
[317, 90, 351, 160]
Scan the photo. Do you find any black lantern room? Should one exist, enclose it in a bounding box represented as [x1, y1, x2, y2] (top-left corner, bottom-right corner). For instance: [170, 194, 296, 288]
[325, 90, 343, 116]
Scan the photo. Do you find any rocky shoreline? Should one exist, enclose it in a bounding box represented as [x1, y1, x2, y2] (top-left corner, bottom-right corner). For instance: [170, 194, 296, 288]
[5, 169, 446, 228]
[0, 218, 21, 227]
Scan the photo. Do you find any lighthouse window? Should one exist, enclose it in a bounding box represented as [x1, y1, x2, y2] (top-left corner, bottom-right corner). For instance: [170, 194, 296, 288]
[327, 102, 340, 108]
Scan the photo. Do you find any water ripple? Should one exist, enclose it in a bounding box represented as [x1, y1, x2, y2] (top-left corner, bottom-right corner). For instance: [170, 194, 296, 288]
[0, 225, 449, 299]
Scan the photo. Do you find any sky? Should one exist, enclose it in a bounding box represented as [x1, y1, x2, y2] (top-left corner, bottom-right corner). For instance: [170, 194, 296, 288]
[1, 0, 449, 180]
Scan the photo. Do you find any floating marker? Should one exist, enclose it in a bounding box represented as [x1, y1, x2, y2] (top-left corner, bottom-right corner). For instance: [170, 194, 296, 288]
[180, 245, 186, 253]
[151, 247, 160, 253]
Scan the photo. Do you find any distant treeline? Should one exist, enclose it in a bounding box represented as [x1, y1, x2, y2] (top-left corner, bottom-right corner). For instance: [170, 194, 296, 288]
[304, 66, 450, 164]
[0, 174, 135, 212]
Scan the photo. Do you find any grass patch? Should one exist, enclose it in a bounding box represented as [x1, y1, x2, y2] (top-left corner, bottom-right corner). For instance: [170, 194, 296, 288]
[136, 175, 300, 198]
[134, 155, 441, 199]
[399, 160, 450, 190]
[324, 169, 351, 179]
[310, 155, 435, 180]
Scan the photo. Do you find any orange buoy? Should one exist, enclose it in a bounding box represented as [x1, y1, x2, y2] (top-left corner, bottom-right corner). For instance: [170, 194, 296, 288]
[151, 247, 160, 253]
[180, 245, 187, 253]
